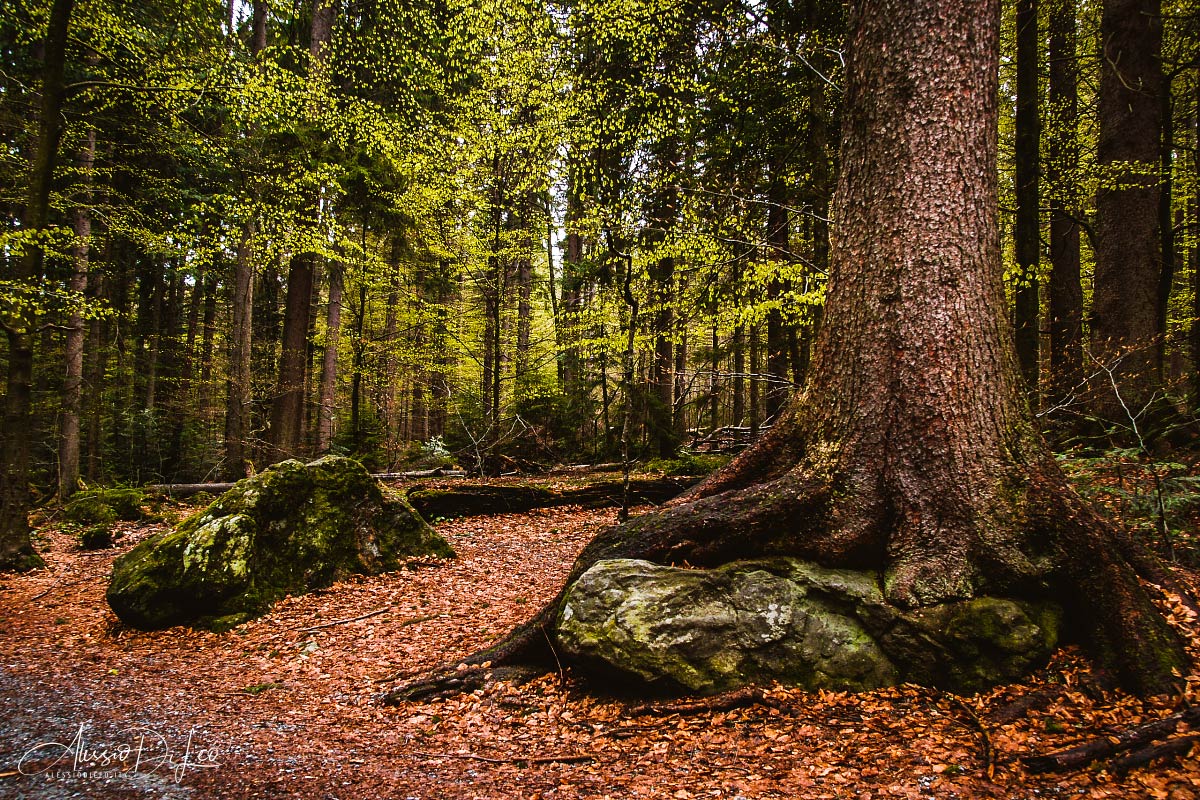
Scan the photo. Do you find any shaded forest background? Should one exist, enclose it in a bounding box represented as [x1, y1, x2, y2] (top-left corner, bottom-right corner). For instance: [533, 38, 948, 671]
[2, 0, 1199, 508]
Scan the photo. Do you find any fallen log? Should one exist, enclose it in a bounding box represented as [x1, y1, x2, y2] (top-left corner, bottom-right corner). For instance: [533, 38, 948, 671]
[1023, 706, 1200, 773]
[405, 476, 700, 520]
[145, 468, 468, 498]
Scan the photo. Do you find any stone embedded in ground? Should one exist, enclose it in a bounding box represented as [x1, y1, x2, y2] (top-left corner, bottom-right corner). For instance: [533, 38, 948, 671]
[106, 456, 453, 631]
[555, 558, 1060, 695]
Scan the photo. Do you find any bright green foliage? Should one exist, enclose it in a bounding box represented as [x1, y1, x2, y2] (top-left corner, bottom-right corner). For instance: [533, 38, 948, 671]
[2, 0, 1199, 502]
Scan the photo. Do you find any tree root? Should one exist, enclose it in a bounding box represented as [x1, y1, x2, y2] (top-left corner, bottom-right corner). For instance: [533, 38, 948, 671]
[625, 686, 784, 717]
[1023, 706, 1200, 773]
[381, 449, 1191, 704]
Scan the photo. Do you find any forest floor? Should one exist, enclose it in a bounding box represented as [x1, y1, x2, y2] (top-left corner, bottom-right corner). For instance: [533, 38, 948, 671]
[2, 480, 1200, 799]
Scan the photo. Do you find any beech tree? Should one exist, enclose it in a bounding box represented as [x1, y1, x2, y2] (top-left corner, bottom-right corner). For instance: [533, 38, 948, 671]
[389, 0, 1188, 701]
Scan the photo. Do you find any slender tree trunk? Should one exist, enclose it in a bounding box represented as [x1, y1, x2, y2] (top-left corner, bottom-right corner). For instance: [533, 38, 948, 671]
[1091, 0, 1164, 424]
[732, 325, 745, 424]
[649, 254, 676, 457]
[709, 321, 720, 432]
[252, 0, 267, 53]
[225, 225, 255, 478]
[84, 269, 108, 480]
[1156, 71, 1175, 378]
[1047, 0, 1083, 405]
[1194, 72, 1200, 409]
[748, 324, 760, 435]
[198, 270, 217, 418]
[1014, 0, 1040, 401]
[316, 263, 344, 452]
[58, 128, 95, 500]
[765, 175, 791, 421]
[381, 243, 401, 459]
[1, 0, 73, 570]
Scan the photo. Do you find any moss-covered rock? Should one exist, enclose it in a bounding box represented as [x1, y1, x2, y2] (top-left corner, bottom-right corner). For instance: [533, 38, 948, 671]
[557, 559, 899, 694]
[556, 558, 1060, 695]
[78, 524, 115, 550]
[106, 457, 453, 631]
[64, 487, 146, 525]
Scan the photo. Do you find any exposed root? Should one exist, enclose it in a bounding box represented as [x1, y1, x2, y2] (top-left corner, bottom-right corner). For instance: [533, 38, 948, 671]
[382, 445, 1191, 703]
[625, 686, 784, 717]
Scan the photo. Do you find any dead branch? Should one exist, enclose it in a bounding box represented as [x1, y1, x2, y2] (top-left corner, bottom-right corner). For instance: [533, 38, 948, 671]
[413, 750, 594, 765]
[1023, 706, 1200, 773]
[294, 607, 391, 632]
[1112, 734, 1200, 774]
[945, 694, 995, 779]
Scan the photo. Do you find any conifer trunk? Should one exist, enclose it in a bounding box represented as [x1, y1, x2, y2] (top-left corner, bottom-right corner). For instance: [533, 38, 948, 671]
[1, 0, 74, 571]
[389, 0, 1187, 701]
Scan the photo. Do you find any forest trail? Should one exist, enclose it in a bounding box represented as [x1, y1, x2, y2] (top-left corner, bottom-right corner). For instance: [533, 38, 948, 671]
[2, 501, 1199, 799]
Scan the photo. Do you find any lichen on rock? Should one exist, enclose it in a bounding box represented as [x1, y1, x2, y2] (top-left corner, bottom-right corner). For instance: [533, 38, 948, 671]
[107, 457, 453, 631]
[555, 558, 1060, 695]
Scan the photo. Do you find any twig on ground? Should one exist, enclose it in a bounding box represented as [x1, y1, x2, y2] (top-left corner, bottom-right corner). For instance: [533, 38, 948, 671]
[294, 607, 391, 632]
[945, 693, 995, 779]
[413, 750, 595, 765]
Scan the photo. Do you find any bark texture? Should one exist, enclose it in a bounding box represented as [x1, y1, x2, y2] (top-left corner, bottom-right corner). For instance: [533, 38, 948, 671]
[1047, 0, 1083, 405]
[1, 0, 74, 571]
[1091, 0, 1164, 422]
[385, 0, 1187, 703]
[1014, 0, 1040, 400]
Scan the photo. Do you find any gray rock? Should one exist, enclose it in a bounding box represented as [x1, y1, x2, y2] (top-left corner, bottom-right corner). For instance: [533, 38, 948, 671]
[557, 559, 898, 694]
[107, 456, 453, 631]
[556, 558, 1060, 695]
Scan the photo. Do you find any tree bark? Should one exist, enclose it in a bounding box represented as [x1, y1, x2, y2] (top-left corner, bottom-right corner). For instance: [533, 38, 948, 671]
[58, 128, 95, 500]
[1047, 0, 1083, 406]
[1014, 0, 1040, 402]
[388, 0, 1187, 702]
[316, 262, 344, 452]
[225, 225, 255, 479]
[1091, 0, 1164, 427]
[268, 252, 314, 460]
[1, 0, 74, 571]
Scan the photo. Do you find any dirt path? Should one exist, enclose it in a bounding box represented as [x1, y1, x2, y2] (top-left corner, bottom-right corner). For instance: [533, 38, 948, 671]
[1, 503, 1198, 799]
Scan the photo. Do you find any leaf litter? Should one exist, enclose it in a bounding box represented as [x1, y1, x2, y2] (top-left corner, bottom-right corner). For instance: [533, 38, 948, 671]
[1, 490, 1199, 799]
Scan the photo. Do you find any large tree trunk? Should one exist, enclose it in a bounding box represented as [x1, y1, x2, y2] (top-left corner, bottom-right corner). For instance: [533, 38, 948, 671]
[1, 0, 74, 571]
[387, 0, 1187, 702]
[1091, 0, 1164, 427]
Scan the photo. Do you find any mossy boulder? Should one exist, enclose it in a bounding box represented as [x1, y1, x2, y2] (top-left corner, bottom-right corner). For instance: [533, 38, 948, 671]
[556, 558, 1060, 695]
[106, 457, 453, 631]
[64, 487, 146, 525]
